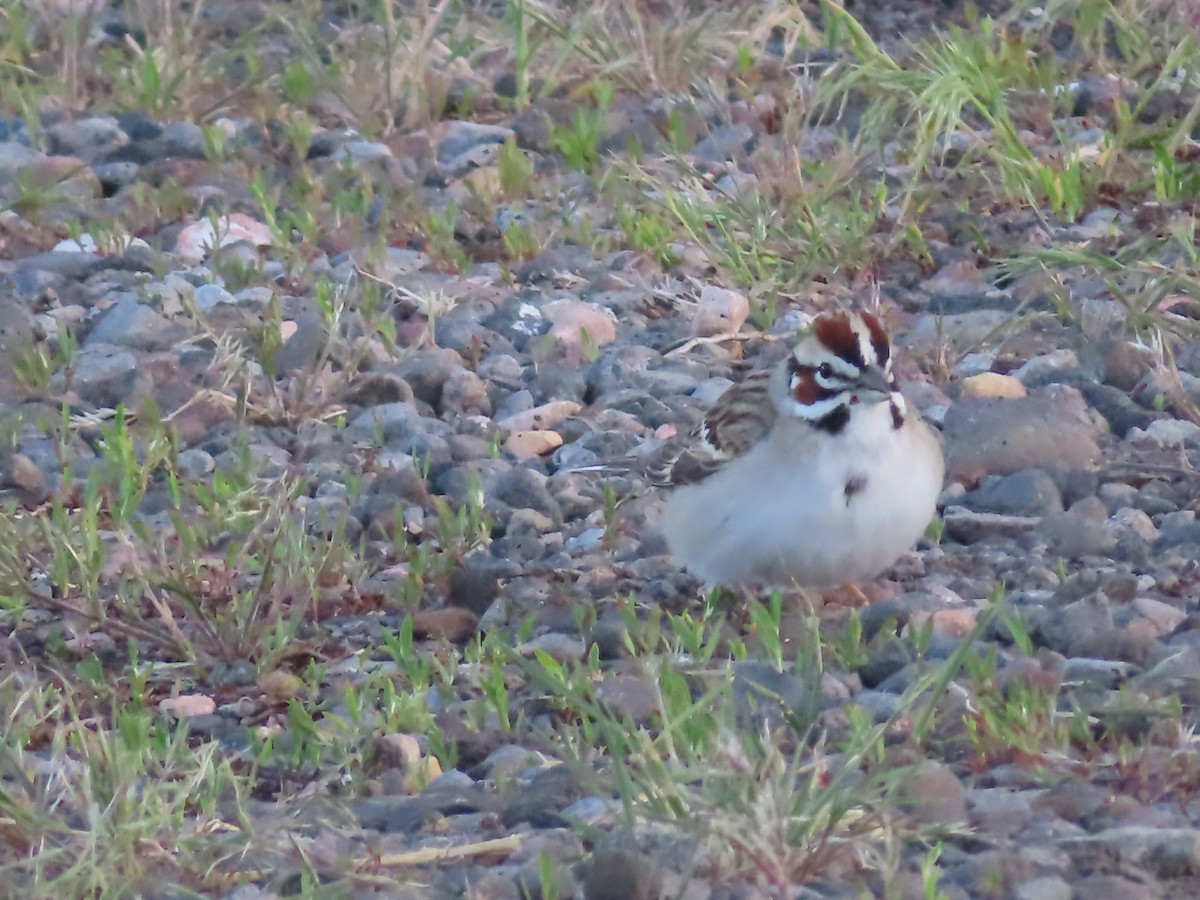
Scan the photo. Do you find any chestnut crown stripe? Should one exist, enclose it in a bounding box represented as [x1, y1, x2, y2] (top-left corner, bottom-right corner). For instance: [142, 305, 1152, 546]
[812, 311, 890, 371]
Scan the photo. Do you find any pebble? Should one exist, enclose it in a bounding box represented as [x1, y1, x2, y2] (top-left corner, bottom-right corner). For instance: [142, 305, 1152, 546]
[902, 759, 967, 825]
[691, 285, 749, 336]
[1139, 418, 1200, 447]
[516, 632, 587, 661]
[175, 214, 273, 260]
[545, 299, 618, 355]
[961, 372, 1027, 398]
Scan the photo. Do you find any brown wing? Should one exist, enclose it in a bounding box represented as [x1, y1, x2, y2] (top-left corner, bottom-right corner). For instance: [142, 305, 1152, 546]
[647, 371, 776, 486]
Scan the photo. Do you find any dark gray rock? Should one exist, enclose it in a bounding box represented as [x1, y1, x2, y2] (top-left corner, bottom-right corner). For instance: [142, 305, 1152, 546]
[436, 121, 513, 171]
[47, 115, 128, 157]
[584, 845, 663, 900]
[961, 469, 1064, 516]
[69, 343, 146, 406]
[490, 466, 561, 522]
[500, 764, 588, 827]
[731, 661, 819, 730]
[901, 759, 967, 826]
[397, 348, 466, 408]
[351, 784, 495, 833]
[85, 296, 184, 351]
[857, 637, 912, 688]
[691, 123, 754, 162]
[943, 389, 1103, 475]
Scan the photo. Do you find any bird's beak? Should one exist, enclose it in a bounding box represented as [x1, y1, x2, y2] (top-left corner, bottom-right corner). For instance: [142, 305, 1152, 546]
[851, 365, 894, 402]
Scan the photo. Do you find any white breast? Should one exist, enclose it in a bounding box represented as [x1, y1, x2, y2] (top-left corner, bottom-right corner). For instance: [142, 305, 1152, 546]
[660, 404, 943, 588]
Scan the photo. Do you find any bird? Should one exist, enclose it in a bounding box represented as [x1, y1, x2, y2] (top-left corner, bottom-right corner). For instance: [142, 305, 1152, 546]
[631, 309, 944, 590]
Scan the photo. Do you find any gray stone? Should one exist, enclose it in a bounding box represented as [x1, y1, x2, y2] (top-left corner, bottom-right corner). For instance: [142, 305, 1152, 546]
[1078, 380, 1160, 434]
[477, 744, 550, 781]
[1141, 418, 1200, 447]
[500, 764, 587, 827]
[968, 788, 1036, 837]
[1012, 349, 1080, 384]
[851, 689, 902, 720]
[1040, 509, 1119, 558]
[900, 760, 967, 826]
[942, 507, 1041, 543]
[333, 140, 393, 164]
[272, 312, 328, 374]
[1108, 507, 1158, 542]
[440, 369, 491, 416]
[1062, 657, 1132, 689]
[1013, 876, 1072, 900]
[351, 784, 496, 833]
[12, 252, 98, 293]
[0, 140, 41, 175]
[0, 299, 43, 355]
[85, 297, 181, 351]
[913, 309, 1013, 346]
[960, 469, 1063, 516]
[584, 845, 663, 900]
[691, 123, 754, 162]
[1098, 482, 1139, 512]
[954, 351, 996, 377]
[47, 116, 128, 156]
[1068, 874, 1163, 900]
[193, 283, 238, 311]
[397, 348, 466, 407]
[436, 121, 514, 170]
[596, 673, 660, 724]
[158, 121, 206, 156]
[943, 389, 1103, 475]
[731, 661, 817, 729]
[69, 344, 144, 406]
[346, 402, 452, 448]
[1061, 826, 1200, 878]
[91, 161, 140, 190]
[562, 795, 613, 828]
[515, 632, 585, 661]
[490, 466, 561, 521]
[176, 448, 215, 479]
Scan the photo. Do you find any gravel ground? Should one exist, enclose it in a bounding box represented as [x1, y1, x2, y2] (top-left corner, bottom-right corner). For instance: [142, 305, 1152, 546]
[4, 0, 1200, 897]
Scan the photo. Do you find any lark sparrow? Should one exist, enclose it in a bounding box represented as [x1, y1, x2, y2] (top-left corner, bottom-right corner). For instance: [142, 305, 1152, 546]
[638, 310, 944, 588]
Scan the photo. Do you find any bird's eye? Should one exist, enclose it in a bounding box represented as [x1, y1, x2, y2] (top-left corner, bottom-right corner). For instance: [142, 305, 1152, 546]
[817, 363, 834, 379]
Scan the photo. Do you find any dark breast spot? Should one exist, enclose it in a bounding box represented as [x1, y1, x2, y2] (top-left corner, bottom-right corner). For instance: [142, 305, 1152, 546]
[844, 475, 867, 505]
[814, 404, 851, 434]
